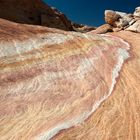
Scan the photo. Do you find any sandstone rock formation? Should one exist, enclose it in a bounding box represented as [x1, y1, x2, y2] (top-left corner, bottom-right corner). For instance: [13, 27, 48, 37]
[134, 7, 140, 17]
[0, 0, 95, 32]
[0, 18, 135, 140]
[0, 2, 140, 140]
[53, 31, 140, 140]
[104, 7, 140, 33]
[91, 24, 113, 34]
[0, 0, 73, 31]
[72, 23, 96, 33]
[126, 20, 140, 32]
[105, 10, 120, 26]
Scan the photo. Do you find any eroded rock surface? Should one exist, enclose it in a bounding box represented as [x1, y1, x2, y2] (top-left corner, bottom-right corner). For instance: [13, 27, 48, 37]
[126, 20, 140, 32]
[0, 0, 95, 32]
[91, 24, 113, 34]
[134, 7, 140, 17]
[54, 31, 140, 140]
[105, 10, 120, 26]
[0, 18, 130, 140]
[0, 0, 73, 31]
[103, 7, 140, 33]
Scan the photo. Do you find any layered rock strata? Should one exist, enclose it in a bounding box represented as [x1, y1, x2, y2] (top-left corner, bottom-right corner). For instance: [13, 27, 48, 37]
[0, 18, 130, 140]
[54, 31, 140, 140]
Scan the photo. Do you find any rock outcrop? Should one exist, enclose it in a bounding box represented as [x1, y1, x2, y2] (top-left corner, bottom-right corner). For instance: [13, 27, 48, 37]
[126, 20, 140, 32]
[0, 0, 73, 31]
[91, 24, 113, 34]
[0, 18, 133, 140]
[0, 0, 95, 32]
[0, 2, 140, 140]
[134, 7, 140, 17]
[105, 10, 120, 26]
[72, 23, 96, 33]
[54, 31, 140, 140]
[103, 7, 140, 33]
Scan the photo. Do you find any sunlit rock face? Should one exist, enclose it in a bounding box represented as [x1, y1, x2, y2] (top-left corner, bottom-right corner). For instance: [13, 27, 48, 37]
[103, 7, 140, 33]
[134, 7, 140, 17]
[0, 19, 130, 140]
[54, 31, 140, 140]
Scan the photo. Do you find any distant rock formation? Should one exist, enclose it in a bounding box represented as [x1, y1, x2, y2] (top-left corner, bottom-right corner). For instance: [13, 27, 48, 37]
[91, 24, 113, 34]
[0, 0, 95, 32]
[96, 6, 140, 33]
[0, 0, 73, 31]
[72, 22, 96, 33]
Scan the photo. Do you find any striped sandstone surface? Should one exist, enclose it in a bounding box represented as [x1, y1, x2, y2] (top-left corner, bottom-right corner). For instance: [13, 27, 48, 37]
[0, 18, 139, 140]
[53, 31, 140, 140]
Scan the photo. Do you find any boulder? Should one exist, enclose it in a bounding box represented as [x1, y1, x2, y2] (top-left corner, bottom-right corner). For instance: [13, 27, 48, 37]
[105, 8, 140, 32]
[123, 14, 134, 23]
[134, 7, 140, 17]
[115, 11, 127, 17]
[118, 18, 129, 28]
[91, 24, 113, 34]
[105, 10, 120, 26]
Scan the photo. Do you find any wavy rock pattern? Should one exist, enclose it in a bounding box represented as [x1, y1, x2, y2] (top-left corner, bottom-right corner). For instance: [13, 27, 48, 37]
[54, 31, 140, 140]
[0, 19, 130, 140]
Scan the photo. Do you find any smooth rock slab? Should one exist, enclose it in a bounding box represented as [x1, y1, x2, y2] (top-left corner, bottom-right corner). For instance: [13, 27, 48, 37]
[54, 31, 140, 140]
[0, 19, 130, 140]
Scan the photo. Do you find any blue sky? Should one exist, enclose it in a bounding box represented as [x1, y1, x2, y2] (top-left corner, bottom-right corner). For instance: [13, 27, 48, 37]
[44, 0, 140, 26]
